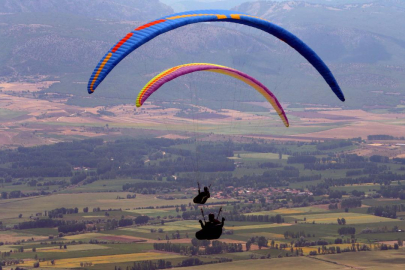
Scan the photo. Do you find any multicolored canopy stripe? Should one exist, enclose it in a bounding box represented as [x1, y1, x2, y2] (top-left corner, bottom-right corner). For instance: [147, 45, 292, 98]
[88, 10, 345, 102]
[136, 63, 290, 127]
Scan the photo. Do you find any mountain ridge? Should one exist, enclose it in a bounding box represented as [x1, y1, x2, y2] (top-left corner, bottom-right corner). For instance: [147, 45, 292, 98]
[1, 0, 404, 108]
[0, 0, 173, 21]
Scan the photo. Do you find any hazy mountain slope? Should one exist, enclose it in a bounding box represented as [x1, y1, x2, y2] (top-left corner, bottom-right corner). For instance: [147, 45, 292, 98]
[0, 0, 172, 21]
[160, 0, 384, 12]
[232, 1, 405, 106]
[1, 0, 404, 108]
[160, 0, 255, 11]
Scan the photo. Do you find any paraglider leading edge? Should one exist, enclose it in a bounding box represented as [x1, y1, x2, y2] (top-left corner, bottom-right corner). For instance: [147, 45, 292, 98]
[88, 9, 345, 102]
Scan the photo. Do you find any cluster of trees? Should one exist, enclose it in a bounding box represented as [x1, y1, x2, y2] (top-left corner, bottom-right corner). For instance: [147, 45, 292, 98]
[225, 214, 284, 223]
[338, 227, 356, 235]
[246, 236, 268, 250]
[70, 173, 87, 185]
[1, 191, 22, 199]
[380, 243, 400, 250]
[118, 219, 133, 227]
[367, 206, 398, 219]
[378, 186, 405, 199]
[360, 225, 402, 234]
[58, 223, 86, 233]
[351, 190, 365, 197]
[259, 162, 282, 168]
[309, 244, 370, 256]
[48, 207, 78, 218]
[103, 216, 150, 231]
[337, 218, 347, 225]
[288, 156, 317, 164]
[153, 242, 198, 255]
[122, 260, 172, 270]
[367, 135, 398, 140]
[320, 172, 405, 190]
[316, 140, 352, 150]
[0, 189, 50, 200]
[341, 198, 362, 209]
[329, 190, 345, 199]
[180, 258, 203, 267]
[283, 231, 314, 239]
[393, 158, 405, 164]
[18, 218, 63, 230]
[240, 142, 279, 153]
[293, 239, 328, 247]
[369, 155, 390, 163]
[205, 241, 243, 254]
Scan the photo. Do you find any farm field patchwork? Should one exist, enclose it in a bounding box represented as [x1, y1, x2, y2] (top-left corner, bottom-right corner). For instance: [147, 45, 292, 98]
[0, 193, 192, 220]
[249, 206, 328, 216]
[238, 232, 285, 239]
[322, 250, 405, 269]
[63, 233, 111, 241]
[36, 244, 109, 253]
[290, 212, 398, 224]
[20, 252, 184, 268]
[181, 257, 343, 270]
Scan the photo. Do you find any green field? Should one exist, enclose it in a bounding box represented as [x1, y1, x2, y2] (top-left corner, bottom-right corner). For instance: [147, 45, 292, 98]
[0, 108, 27, 121]
[290, 212, 399, 225]
[322, 250, 405, 269]
[249, 206, 328, 216]
[233, 152, 290, 160]
[0, 193, 192, 219]
[36, 244, 109, 253]
[20, 251, 184, 268]
[62, 178, 161, 193]
[331, 184, 382, 193]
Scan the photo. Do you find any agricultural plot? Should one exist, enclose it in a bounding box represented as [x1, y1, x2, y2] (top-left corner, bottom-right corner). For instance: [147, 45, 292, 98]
[20, 252, 184, 268]
[64, 233, 111, 241]
[120, 220, 207, 234]
[225, 223, 291, 231]
[362, 198, 403, 207]
[357, 232, 405, 242]
[0, 244, 18, 252]
[183, 257, 343, 270]
[62, 178, 150, 193]
[113, 221, 291, 241]
[299, 243, 356, 255]
[36, 244, 109, 253]
[0, 193, 192, 220]
[290, 212, 398, 224]
[126, 208, 176, 217]
[238, 232, 285, 240]
[322, 250, 405, 269]
[236, 152, 289, 160]
[330, 183, 382, 193]
[249, 206, 328, 216]
[0, 230, 50, 243]
[0, 108, 28, 121]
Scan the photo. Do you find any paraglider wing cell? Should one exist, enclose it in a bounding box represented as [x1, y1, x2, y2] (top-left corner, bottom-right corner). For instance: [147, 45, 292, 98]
[136, 63, 290, 127]
[88, 10, 344, 102]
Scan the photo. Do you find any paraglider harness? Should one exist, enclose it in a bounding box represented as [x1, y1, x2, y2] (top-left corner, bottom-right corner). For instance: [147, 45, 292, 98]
[193, 182, 211, 204]
[196, 207, 224, 240]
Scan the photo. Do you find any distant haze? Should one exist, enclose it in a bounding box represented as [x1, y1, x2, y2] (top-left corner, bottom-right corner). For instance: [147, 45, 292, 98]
[159, 0, 374, 11]
[1, 0, 405, 108]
